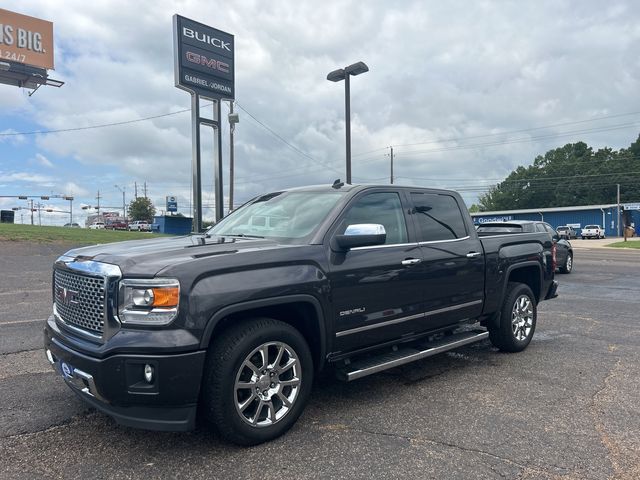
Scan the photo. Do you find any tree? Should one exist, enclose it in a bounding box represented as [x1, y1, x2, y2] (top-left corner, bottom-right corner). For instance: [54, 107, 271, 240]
[128, 197, 156, 222]
[478, 133, 640, 210]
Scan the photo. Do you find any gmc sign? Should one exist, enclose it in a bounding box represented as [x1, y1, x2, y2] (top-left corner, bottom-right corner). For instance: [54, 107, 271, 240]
[173, 14, 234, 100]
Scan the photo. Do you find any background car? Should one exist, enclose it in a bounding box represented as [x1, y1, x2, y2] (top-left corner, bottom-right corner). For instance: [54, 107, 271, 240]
[581, 225, 605, 239]
[62, 223, 81, 228]
[128, 220, 150, 231]
[106, 220, 128, 230]
[476, 220, 574, 274]
[89, 222, 105, 230]
[556, 225, 577, 239]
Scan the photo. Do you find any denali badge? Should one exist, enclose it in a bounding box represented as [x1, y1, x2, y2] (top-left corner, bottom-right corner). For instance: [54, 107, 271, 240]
[339, 307, 366, 317]
[56, 286, 78, 306]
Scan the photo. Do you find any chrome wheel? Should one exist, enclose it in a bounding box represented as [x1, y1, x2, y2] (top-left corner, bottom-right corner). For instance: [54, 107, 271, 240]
[565, 254, 572, 272]
[234, 341, 301, 428]
[511, 295, 534, 341]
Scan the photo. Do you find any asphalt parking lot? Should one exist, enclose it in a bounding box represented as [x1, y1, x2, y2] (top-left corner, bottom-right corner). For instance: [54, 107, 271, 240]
[1, 240, 639, 479]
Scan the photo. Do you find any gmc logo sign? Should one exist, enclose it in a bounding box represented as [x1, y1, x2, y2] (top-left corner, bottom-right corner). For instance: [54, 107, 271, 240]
[185, 51, 229, 73]
[56, 286, 78, 306]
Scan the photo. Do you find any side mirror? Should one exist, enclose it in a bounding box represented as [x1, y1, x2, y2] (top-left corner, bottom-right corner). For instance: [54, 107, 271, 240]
[335, 224, 386, 250]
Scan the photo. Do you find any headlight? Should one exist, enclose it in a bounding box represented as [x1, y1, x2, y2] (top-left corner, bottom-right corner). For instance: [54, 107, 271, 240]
[118, 278, 180, 325]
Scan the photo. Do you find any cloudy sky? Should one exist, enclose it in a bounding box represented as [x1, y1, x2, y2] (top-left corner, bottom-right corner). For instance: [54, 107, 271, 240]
[1, 0, 639, 225]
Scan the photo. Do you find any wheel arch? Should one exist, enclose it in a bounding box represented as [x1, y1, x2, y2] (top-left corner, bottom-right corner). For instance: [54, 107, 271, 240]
[200, 295, 327, 371]
[504, 262, 542, 303]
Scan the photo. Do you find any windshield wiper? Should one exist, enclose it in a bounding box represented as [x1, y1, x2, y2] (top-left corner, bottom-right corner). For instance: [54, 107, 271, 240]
[224, 233, 265, 239]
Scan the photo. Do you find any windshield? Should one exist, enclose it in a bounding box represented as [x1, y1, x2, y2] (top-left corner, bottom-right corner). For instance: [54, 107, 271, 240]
[208, 190, 345, 242]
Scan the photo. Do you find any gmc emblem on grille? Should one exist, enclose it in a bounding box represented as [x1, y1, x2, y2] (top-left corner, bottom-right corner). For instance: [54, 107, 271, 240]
[56, 286, 79, 306]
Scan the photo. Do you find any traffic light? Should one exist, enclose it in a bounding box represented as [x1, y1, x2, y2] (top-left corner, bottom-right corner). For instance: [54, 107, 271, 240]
[18, 196, 27, 200]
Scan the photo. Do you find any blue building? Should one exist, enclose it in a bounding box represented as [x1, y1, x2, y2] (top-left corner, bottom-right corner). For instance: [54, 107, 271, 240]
[152, 215, 193, 235]
[471, 203, 640, 237]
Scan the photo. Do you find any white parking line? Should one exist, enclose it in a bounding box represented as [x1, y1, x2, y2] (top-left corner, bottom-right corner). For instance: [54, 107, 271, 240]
[0, 318, 45, 326]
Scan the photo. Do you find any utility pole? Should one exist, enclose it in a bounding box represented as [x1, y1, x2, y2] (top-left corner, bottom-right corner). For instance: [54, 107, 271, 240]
[37, 202, 42, 226]
[143, 181, 147, 198]
[617, 183, 621, 237]
[135, 182, 138, 199]
[30, 199, 34, 225]
[96, 190, 101, 215]
[390, 146, 394, 184]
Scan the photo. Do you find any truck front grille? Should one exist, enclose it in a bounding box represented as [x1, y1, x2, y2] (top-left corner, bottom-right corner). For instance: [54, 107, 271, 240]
[54, 269, 106, 335]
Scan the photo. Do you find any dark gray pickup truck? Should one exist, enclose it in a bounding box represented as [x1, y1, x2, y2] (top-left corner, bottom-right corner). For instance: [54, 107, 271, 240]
[45, 183, 558, 445]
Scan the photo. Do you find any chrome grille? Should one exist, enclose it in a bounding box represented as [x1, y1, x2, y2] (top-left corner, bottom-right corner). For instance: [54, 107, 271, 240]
[54, 269, 105, 334]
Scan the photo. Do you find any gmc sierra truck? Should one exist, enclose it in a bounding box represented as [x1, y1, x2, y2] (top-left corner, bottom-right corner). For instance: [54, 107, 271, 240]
[45, 183, 558, 445]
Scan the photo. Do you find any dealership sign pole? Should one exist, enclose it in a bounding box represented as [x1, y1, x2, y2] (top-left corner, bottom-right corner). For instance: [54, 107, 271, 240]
[173, 14, 234, 231]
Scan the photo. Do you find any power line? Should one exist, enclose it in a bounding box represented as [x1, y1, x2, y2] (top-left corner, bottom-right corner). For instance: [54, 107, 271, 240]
[234, 101, 342, 175]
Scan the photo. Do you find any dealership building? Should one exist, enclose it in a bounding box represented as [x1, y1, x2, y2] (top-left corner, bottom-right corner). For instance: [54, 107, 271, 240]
[471, 203, 640, 237]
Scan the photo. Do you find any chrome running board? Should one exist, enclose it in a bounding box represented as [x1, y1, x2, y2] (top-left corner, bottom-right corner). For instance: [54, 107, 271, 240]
[337, 330, 489, 381]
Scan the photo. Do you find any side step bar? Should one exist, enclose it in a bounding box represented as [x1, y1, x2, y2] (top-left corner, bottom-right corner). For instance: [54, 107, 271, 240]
[337, 330, 489, 381]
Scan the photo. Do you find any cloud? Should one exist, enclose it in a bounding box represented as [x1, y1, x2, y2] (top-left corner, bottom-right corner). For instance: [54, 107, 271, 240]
[0, 171, 57, 184]
[63, 182, 90, 197]
[0, 0, 639, 222]
[35, 153, 54, 168]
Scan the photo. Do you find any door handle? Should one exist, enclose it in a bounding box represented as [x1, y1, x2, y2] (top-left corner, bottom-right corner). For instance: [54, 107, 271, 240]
[466, 252, 482, 258]
[401, 258, 422, 266]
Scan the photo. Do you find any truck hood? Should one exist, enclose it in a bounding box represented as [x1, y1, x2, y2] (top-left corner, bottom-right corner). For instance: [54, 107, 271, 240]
[61, 235, 280, 277]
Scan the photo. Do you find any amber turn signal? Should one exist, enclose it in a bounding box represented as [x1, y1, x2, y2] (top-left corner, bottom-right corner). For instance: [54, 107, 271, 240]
[151, 287, 179, 307]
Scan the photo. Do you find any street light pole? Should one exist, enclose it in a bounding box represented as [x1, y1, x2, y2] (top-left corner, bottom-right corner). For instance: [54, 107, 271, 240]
[327, 61, 369, 184]
[228, 102, 239, 213]
[344, 73, 351, 183]
[115, 185, 126, 220]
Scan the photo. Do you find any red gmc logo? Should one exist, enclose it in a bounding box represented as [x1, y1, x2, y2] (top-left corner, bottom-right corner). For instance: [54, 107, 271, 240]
[186, 51, 230, 73]
[56, 286, 78, 306]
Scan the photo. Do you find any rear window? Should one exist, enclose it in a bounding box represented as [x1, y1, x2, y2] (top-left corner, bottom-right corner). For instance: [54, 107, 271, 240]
[476, 225, 524, 233]
[585, 225, 599, 229]
[410, 192, 467, 242]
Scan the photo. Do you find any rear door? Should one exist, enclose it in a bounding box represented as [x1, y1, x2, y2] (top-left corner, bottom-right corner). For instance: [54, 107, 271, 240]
[410, 191, 485, 330]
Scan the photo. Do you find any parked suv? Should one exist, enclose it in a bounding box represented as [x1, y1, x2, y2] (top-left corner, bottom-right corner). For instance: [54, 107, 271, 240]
[581, 225, 605, 239]
[128, 220, 150, 231]
[556, 226, 577, 240]
[89, 222, 105, 230]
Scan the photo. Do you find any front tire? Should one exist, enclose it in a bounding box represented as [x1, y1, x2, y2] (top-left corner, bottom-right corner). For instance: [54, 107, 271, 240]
[489, 282, 537, 352]
[202, 318, 313, 445]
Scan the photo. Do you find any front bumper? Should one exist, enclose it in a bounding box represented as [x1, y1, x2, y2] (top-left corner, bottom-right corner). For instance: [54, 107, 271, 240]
[44, 318, 206, 432]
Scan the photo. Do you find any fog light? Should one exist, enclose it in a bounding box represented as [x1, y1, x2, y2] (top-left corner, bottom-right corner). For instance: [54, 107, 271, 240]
[144, 364, 154, 383]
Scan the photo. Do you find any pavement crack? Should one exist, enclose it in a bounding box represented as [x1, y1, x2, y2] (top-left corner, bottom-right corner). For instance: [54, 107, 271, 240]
[0, 347, 42, 357]
[347, 426, 570, 477]
[588, 356, 636, 480]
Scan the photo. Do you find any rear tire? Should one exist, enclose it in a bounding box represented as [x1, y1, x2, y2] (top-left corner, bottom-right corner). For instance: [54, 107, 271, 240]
[489, 282, 537, 352]
[559, 252, 573, 274]
[202, 318, 313, 445]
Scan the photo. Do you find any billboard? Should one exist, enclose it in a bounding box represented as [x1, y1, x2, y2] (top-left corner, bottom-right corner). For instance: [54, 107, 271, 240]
[0, 8, 54, 70]
[173, 14, 234, 99]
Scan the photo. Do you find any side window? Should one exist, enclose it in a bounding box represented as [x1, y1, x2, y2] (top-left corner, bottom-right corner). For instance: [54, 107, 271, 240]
[338, 192, 408, 244]
[544, 224, 556, 236]
[411, 192, 467, 242]
[535, 223, 546, 233]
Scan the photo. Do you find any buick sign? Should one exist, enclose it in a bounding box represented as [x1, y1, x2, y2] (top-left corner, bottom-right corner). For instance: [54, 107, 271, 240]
[173, 14, 234, 100]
